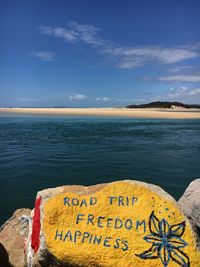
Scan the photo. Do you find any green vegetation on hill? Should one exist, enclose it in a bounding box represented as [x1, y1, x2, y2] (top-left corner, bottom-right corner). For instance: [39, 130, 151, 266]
[127, 101, 200, 109]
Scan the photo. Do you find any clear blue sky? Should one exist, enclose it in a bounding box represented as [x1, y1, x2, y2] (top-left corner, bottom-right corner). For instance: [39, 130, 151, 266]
[0, 0, 200, 107]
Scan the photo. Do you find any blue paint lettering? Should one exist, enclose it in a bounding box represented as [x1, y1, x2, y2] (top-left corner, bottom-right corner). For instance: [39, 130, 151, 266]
[118, 196, 124, 206]
[132, 197, 138, 205]
[113, 238, 120, 249]
[114, 218, 123, 229]
[80, 199, 87, 207]
[93, 235, 102, 245]
[76, 213, 85, 224]
[107, 218, 113, 228]
[87, 214, 94, 225]
[63, 197, 70, 206]
[90, 197, 97, 205]
[121, 240, 129, 251]
[104, 236, 112, 247]
[74, 230, 82, 243]
[136, 220, 146, 233]
[82, 232, 90, 243]
[54, 229, 63, 240]
[97, 216, 105, 228]
[63, 230, 73, 242]
[72, 198, 79, 206]
[125, 219, 133, 230]
[108, 196, 116, 205]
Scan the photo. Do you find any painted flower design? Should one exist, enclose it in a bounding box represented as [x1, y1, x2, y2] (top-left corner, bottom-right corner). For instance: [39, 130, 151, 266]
[136, 211, 190, 267]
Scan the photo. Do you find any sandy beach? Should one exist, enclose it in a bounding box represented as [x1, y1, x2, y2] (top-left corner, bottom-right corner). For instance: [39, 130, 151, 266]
[0, 107, 200, 119]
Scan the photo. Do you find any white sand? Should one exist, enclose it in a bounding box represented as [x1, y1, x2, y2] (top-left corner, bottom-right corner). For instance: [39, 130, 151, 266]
[0, 107, 200, 119]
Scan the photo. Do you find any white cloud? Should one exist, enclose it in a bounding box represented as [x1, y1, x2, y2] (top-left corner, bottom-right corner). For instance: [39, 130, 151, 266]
[110, 47, 197, 68]
[31, 51, 55, 61]
[156, 49, 196, 63]
[95, 97, 112, 101]
[68, 94, 88, 101]
[158, 75, 200, 82]
[40, 21, 200, 69]
[66, 21, 103, 46]
[117, 58, 144, 69]
[40, 26, 78, 42]
[169, 66, 195, 73]
[167, 87, 200, 98]
[40, 22, 103, 46]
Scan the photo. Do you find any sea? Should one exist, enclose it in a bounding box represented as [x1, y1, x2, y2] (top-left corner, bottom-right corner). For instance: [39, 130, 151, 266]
[0, 114, 200, 225]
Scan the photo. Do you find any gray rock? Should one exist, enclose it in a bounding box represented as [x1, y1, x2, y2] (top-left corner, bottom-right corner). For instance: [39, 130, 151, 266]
[0, 208, 32, 267]
[179, 179, 200, 240]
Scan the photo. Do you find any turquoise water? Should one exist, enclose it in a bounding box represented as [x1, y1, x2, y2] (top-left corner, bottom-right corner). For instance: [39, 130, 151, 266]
[0, 114, 200, 225]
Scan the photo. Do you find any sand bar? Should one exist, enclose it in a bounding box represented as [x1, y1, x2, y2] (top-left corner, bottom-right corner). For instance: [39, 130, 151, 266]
[0, 107, 200, 119]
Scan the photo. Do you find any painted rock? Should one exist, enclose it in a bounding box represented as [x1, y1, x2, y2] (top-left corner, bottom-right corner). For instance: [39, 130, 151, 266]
[28, 180, 200, 267]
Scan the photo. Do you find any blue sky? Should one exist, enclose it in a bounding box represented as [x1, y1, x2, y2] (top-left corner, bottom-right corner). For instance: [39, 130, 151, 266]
[0, 0, 200, 107]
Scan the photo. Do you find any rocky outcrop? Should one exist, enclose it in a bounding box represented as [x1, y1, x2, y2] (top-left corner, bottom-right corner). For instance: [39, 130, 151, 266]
[0, 208, 31, 267]
[28, 181, 200, 266]
[179, 179, 200, 244]
[1, 180, 200, 267]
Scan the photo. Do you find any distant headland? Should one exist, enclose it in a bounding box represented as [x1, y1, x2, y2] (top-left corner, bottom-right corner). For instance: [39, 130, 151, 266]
[127, 101, 200, 109]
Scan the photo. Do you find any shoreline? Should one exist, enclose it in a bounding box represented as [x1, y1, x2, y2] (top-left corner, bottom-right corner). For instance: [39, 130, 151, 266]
[0, 107, 200, 119]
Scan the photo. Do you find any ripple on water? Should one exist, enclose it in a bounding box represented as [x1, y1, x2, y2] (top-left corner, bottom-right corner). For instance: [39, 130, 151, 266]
[0, 116, 200, 224]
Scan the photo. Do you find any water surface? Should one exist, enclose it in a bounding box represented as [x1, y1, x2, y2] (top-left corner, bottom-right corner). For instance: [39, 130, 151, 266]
[0, 114, 200, 225]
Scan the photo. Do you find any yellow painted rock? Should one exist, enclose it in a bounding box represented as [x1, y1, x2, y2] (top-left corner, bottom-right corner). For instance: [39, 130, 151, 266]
[30, 180, 200, 267]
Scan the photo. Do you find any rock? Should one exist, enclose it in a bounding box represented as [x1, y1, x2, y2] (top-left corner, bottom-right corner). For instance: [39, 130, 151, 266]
[179, 179, 200, 239]
[0, 243, 14, 267]
[27, 180, 200, 267]
[0, 208, 32, 267]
